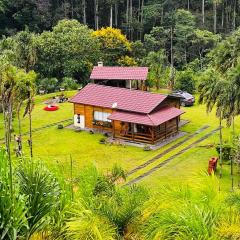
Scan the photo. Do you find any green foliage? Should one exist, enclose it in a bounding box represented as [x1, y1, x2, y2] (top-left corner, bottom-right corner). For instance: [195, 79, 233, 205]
[144, 26, 167, 52]
[98, 185, 149, 236]
[208, 28, 240, 73]
[66, 204, 116, 240]
[140, 179, 223, 240]
[175, 69, 196, 93]
[17, 160, 61, 238]
[0, 150, 27, 240]
[38, 77, 59, 93]
[143, 50, 168, 89]
[216, 144, 233, 162]
[35, 20, 100, 83]
[61, 77, 79, 90]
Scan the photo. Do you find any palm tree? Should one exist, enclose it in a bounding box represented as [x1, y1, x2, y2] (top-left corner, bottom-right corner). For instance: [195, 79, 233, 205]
[22, 71, 37, 159]
[0, 65, 19, 195]
[198, 68, 229, 179]
[221, 64, 240, 190]
[144, 50, 168, 90]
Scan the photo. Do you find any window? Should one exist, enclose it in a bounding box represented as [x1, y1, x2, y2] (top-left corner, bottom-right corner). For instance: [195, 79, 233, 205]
[77, 114, 81, 124]
[94, 111, 111, 122]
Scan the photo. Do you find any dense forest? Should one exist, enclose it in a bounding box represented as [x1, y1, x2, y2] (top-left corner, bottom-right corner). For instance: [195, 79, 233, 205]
[1, 0, 236, 92]
[2, 1, 240, 240]
[1, 0, 240, 36]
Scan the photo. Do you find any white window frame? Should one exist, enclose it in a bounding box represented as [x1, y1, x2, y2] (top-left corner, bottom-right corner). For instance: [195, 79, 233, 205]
[94, 111, 111, 122]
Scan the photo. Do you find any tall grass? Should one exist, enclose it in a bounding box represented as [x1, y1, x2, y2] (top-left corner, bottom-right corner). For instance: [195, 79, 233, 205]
[0, 150, 27, 240]
[1, 150, 240, 240]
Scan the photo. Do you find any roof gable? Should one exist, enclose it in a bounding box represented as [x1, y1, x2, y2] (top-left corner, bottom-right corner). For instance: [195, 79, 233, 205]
[70, 83, 167, 114]
[90, 66, 148, 81]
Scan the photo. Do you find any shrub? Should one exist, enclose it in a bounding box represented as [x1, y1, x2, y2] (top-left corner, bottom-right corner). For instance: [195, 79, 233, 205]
[38, 77, 59, 93]
[61, 77, 79, 90]
[17, 161, 61, 238]
[144, 144, 152, 151]
[58, 124, 64, 129]
[216, 144, 233, 163]
[175, 70, 195, 93]
[99, 138, 106, 144]
[0, 150, 27, 240]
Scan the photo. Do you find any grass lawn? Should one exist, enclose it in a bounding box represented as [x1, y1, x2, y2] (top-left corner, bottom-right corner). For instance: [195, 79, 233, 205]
[0, 91, 239, 192]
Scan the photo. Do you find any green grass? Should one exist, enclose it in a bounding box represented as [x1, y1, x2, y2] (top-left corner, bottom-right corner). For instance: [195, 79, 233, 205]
[0, 91, 239, 192]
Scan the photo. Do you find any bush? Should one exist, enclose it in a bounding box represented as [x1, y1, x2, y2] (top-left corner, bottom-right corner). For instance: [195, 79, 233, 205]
[216, 144, 233, 163]
[38, 77, 59, 93]
[99, 138, 106, 144]
[144, 144, 152, 151]
[60, 77, 79, 90]
[175, 70, 195, 93]
[58, 124, 64, 129]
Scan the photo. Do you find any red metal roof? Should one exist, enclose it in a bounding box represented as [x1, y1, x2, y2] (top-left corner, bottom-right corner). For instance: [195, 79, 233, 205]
[108, 107, 185, 126]
[90, 66, 148, 81]
[70, 83, 167, 114]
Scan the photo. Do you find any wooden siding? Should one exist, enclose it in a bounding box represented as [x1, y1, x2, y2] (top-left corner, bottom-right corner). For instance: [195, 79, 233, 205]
[74, 103, 180, 143]
[74, 103, 113, 130]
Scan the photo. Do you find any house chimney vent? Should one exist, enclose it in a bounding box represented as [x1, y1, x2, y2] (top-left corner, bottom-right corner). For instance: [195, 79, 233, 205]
[98, 61, 103, 67]
[112, 102, 118, 108]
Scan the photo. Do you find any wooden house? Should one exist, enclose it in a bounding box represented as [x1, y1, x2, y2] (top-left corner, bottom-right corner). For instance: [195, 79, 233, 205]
[70, 83, 184, 144]
[90, 65, 148, 90]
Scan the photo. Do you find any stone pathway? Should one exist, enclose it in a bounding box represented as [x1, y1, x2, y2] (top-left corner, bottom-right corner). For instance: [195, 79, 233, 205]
[127, 125, 209, 177]
[125, 126, 220, 186]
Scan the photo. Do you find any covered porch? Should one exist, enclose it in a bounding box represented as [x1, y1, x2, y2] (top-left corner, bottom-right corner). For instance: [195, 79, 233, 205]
[112, 119, 179, 144]
[109, 107, 185, 144]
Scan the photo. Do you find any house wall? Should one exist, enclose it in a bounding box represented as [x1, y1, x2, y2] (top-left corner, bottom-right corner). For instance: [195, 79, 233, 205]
[74, 103, 114, 131]
[155, 98, 180, 110]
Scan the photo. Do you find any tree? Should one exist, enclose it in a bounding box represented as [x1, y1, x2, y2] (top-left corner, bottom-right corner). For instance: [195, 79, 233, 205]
[16, 70, 37, 157]
[143, 26, 167, 53]
[35, 20, 100, 84]
[0, 64, 18, 194]
[92, 27, 132, 66]
[175, 69, 195, 93]
[192, 29, 221, 69]
[198, 68, 229, 179]
[14, 29, 37, 72]
[208, 28, 240, 74]
[174, 9, 196, 67]
[143, 50, 168, 90]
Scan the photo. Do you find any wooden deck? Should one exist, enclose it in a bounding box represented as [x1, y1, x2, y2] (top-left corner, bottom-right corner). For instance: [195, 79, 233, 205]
[113, 119, 179, 144]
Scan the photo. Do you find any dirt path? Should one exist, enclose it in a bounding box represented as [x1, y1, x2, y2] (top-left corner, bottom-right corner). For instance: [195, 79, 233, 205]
[125, 127, 220, 186]
[127, 125, 210, 177]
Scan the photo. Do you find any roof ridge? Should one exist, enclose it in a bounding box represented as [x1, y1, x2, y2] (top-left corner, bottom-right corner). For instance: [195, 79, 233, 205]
[87, 83, 167, 97]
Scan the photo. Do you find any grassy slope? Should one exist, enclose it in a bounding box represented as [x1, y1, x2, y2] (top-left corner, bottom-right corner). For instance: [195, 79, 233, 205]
[0, 91, 239, 192]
